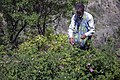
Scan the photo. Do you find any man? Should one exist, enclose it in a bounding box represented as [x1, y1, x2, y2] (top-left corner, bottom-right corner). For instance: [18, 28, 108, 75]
[68, 3, 95, 50]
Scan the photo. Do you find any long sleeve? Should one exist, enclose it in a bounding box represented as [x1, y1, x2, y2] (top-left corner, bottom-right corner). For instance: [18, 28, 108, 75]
[68, 14, 76, 38]
[85, 13, 95, 36]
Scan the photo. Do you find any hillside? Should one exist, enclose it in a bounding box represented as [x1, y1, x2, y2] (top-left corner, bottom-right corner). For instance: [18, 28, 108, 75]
[87, 0, 120, 46]
[0, 0, 120, 79]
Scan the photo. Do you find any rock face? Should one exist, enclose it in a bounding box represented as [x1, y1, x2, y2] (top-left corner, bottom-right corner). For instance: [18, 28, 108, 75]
[86, 0, 120, 46]
[87, 0, 120, 30]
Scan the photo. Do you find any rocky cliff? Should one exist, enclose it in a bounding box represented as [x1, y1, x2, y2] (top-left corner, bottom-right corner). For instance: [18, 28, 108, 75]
[87, 0, 120, 46]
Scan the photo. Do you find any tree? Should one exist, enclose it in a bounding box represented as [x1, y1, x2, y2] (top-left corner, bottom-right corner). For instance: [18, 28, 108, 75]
[0, 0, 87, 47]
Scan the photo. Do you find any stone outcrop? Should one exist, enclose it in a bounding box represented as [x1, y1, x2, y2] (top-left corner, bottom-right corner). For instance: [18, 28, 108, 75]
[86, 0, 120, 46]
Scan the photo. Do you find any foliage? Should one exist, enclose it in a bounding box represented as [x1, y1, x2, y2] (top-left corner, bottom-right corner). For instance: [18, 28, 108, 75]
[0, 0, 89, 47]
[0, 0, 119, 79]
[0, 33, 120, 80]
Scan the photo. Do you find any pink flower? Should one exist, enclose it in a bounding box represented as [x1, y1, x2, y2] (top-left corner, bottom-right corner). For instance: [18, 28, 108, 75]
[89, 67, 94, 72]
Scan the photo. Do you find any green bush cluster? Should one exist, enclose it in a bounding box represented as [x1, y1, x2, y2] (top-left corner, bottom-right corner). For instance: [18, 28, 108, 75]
[0, 34, 120, 80]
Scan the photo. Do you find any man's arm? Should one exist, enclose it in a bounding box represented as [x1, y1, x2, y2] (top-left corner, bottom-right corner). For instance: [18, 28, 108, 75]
[85, 14, 95, 37]
[68, 14, 75, 38]
[68, 14, 75, 44]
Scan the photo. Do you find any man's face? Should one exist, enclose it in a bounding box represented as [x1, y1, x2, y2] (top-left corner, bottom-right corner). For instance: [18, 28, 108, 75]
[76, 8, 84, 18]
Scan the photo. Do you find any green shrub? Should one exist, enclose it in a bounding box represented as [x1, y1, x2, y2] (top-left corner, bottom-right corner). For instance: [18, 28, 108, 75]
[0, 33, 120, 80]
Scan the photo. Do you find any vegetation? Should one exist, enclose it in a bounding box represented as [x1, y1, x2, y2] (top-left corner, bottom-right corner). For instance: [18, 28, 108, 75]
[0, 0, 88, 47]
[0, 33, 120, 80]
[0, 0, 120, 80]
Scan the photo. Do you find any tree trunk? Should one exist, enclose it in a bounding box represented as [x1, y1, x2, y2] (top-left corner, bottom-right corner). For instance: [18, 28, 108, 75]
[42, 15, 47, 36]
[11, 21, 26, 44]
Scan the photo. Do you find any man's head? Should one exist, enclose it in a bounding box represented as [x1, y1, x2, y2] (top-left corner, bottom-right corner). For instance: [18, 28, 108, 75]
[75, 3, 84, 17]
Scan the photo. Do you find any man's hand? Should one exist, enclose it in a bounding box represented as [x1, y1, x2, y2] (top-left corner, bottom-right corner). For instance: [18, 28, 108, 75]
[69, 38, 74, 45]
[81, 34, 86, 39]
